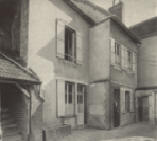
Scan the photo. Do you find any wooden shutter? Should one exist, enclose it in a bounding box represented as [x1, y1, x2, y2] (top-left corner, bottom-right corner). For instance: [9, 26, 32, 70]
[76, 32, 83, 64]
[110, 38, 116, 65]
[57, 79, 65, 117]
[121, 45, 125, 69]
[130, 89, 134, 112]
[120, 87, 125, 114]
[56, 19, 66, 59]
[133, 52, 136, 72]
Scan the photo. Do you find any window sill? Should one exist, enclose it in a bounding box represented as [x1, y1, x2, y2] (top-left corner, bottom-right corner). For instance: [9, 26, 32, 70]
[56, 56, 82, 67]
[111, 64, 122, 71]
[58, 115, 76, 118]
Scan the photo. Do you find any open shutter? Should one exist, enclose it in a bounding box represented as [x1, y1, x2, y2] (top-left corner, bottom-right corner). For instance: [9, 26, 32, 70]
[57, 79, 65, 117]
[120, 87, 125, 114]
[110, 38, 116, 65]
[121, 45, 125, 69]
[130, 89, 134, 112]
[76, 32, 83, 64]
[56, 19, 66, 59]
[133, 52, 136, 72]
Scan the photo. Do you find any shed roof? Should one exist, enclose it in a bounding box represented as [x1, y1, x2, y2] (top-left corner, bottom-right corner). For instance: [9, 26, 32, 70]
[0, 53, 40, 84]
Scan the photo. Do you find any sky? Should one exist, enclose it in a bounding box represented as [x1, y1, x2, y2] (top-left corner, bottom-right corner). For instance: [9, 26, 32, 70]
[89, 0, 157, 26]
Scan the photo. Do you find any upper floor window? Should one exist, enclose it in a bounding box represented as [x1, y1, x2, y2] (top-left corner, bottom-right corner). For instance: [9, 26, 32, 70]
[127, 50, 133, 70]
[110, 38, 137, 72]
[115, 42, 121, 65]
[65, 26, 76, 62]
[56, 19, 83, 64]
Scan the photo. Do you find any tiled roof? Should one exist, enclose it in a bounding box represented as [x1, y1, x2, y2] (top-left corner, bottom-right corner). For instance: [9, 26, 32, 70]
[0, 53, 40, 84]
[64, 0, 140, 44]
[130, 17, 157, 39]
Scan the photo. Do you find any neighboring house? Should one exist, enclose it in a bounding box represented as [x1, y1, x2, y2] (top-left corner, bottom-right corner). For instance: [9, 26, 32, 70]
[0, 0, 43, 141]
[89, 16, 139, 129]
[130, 17, 157, 124]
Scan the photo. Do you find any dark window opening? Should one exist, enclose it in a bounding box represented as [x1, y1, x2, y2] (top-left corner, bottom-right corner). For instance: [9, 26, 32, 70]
[65, 26, 76, 62]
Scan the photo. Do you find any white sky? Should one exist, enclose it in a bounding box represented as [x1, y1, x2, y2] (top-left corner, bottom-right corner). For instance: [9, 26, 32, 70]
[89, 0, 157, 26]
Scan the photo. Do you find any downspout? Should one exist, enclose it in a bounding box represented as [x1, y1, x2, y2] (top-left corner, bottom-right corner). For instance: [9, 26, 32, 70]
[109, 36, 112, 130]
[28, 89, 32, 141]
[155, 92, 156, 125]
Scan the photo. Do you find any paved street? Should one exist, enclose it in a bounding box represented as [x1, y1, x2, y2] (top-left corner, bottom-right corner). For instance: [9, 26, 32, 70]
[59, 122, 157, 141]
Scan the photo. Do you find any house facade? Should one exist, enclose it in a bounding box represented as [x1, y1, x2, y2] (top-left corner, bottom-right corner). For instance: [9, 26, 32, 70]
[25, 1, 140, 140]
[89, 17, 139, 129]
[130, 17, 157, 124]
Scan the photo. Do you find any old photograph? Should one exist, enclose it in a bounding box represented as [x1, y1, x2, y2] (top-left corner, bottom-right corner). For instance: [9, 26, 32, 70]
[0, 0, 157, 141]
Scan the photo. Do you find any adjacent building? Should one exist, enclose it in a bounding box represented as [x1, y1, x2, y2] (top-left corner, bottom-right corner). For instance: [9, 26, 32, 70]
[130, 17, 157, 125]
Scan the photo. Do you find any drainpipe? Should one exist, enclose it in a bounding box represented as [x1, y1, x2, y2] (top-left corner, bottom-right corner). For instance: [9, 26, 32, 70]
[28, 89, 32, 141]
[155, 93, 156, 125]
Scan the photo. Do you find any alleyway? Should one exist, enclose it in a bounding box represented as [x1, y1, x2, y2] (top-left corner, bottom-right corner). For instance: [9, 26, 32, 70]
[60, 122, 157, 141]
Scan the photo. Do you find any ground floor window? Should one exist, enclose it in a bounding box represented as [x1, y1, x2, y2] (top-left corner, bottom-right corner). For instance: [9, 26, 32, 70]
[57, 80, 86, 117]
[65, 81, 75, 116]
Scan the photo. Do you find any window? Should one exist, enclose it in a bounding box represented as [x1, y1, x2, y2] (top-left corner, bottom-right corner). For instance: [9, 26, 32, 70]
[115, 42, 121, 65]
[56, 19, 83, 64]
[77, 84, 84, 104]
[127, 51, 133, 70]
[77, 84, 85, 113]
[110, 38, 121, 66]
[65, 26, 76, 62]
[65, 81, 75, 115]
[125, 91, 130, 113]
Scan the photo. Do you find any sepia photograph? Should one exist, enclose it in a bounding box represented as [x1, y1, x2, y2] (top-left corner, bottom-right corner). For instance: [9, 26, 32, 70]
[0, 0, 157, 141]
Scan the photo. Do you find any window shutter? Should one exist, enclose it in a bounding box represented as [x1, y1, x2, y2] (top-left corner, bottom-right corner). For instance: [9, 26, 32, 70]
[121, 45, 125, 69]
[130, 89, 134, 112]
[57, 79, 65, 117]
[76, 32, 83, 64]
[120, 87, 125, 114]
[133, 52, 136, 72]
[110, 38, 116, 65]
[56, 19, 66, 59]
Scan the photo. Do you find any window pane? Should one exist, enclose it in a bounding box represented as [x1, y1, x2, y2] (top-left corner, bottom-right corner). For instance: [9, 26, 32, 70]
[64, 26, 76, 62]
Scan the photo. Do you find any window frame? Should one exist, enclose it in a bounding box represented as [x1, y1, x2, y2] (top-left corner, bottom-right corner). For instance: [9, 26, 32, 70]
[64, 26, 76, 63]
[65, 81, 75, 116]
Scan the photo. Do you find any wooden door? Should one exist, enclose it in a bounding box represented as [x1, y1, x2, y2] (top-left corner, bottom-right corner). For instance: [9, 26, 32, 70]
[138, 97, 149, 121]
[114, 89, 120, 127]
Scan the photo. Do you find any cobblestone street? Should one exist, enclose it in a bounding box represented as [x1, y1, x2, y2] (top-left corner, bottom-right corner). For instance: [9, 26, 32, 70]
[59, 122, 157, 141]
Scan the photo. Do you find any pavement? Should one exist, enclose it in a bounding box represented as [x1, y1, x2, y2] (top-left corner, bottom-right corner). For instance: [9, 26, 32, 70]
[59, 122, 157, 141]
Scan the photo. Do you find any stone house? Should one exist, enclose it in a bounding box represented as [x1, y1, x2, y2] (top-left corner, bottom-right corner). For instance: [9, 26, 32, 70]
[130, 17, 157, 125]
[25, 0, 140, 140]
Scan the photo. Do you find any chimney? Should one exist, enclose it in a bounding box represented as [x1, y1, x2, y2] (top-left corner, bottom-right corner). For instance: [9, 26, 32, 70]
[109, 0, 124, 22]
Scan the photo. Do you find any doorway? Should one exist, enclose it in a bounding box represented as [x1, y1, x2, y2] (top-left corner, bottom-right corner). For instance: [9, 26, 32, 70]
[114, 89, 120, 127]
[138, 96, 149, 121]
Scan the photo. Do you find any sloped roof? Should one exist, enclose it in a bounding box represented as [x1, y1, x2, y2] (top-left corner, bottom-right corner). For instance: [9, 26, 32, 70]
[0, 53, 40, 84]
[130, 17, 157, 39]
[64, 0, 140, 44]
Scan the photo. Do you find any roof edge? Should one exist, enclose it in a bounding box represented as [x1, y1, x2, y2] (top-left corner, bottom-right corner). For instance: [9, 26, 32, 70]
[94, 15, 141, 44]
